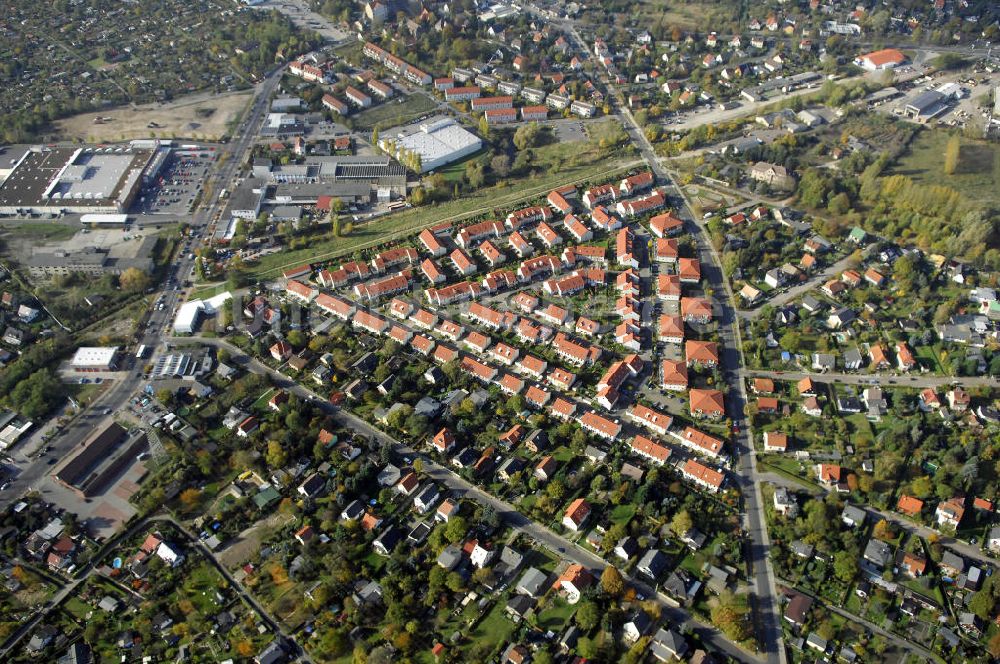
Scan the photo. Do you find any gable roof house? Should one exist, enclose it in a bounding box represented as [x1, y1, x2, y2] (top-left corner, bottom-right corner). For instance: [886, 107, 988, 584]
[562, 498, 591, 531]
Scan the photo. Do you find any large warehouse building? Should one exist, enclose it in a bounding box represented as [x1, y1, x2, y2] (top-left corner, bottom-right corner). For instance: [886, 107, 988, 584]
[0, 145, 157, 215]
[379, 117, 482, 173]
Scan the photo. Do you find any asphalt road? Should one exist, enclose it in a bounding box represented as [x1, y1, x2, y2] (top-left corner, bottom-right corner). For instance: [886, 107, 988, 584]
[745, 369, 1000, 390]
[560, 24, 787, 661]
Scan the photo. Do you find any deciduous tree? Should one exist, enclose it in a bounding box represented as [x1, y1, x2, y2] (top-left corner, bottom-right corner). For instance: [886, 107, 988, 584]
[601, 565, 625, 597]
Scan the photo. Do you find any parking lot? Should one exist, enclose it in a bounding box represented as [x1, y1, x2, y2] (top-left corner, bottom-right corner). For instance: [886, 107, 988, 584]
[138, 151, 215, 216]
[257, 0, 351, 42]
[875, 68, 1000, 130]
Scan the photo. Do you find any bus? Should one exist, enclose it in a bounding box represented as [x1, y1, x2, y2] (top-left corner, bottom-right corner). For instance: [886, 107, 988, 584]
[135, 345, 148, 359]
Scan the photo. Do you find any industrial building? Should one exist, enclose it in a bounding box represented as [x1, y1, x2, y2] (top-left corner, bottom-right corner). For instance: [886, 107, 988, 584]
[0, 146, 157, 215]
[152, 353, 198, 379]
[24, 234, 156, 279]
[54, 422, 148, 498]
[903, 90, 948, 121]
[379, 117, 482, 173]
[69, 347, 120, 372]
[251, 155, 406, 190]
[0, 410, 32, 451]
[854, 48, 905, 71]
[172, 292, 232, 335]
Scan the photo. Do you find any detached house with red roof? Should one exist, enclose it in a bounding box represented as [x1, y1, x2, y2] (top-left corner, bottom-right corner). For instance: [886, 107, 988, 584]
[897, 495, 924, 517]
[935, 497, 965, 529]
[554, 564, 594, 604]
[270, 341, 292, 362]
[815, 464, 842, 487]
[578, 411, 621, 441]
[419, 228, 446, 257]
[421, 258, 446, 284]
[582, 184, 617, 210]
[685, 340, 718, 368]
[658, 314, 684, 344]
[562, 498, 592, 531]
[450, 248, 478, 276]
[432, 428, 457, 454]
[896, 342, 916, 371]
[619, 172, 654, 196]
[616, 191, 666, 218]
[763, 431, 788, 453]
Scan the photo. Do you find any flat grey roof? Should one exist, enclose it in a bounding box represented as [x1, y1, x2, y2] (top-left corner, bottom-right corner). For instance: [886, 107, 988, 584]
[906, 90, 946, 114]
[0, 147, 151, 208]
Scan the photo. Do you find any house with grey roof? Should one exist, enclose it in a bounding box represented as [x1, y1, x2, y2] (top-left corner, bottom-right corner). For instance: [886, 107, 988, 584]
[505, 594, 535, 621]
[436, 544, 463, 570]
[801, 295, 824, 313]
[812, 353, 836, 371]
[650, 627, 688, 661]
[863, 539, 892, 569]
[377, 463, 402, 487]
[841, 505, 867, 528]
[842, 347, 863, 371]
[373, 526, 402, 556]
[413, 483, 441, 513]
[495, 546, 524, 578]
[663, 569, 699, 605]
[638, 549, 669, 579]
[940, 551, 965, 577]
[341, 499, 365, 521]
[352, 579, 383, 605]
[516, 567, 548, 597]
[806, 632, 828, 653]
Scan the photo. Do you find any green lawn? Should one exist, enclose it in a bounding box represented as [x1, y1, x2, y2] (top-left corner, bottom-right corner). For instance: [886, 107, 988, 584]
[437, 149, 488, 182]
[0, 222, 80, 242]
[891, 129, 1000, 206]
[63, 597, 92, 620]
[464, 600, 516, 655]
[608, 503, 637, 526]
[251, 387, 277, 413]
[914, 344, 943, 374]
[351, 92, 440, 131]
[551, 446, 576, 463]
[535, 596, 576, 632]
[179, 562, 225, 614]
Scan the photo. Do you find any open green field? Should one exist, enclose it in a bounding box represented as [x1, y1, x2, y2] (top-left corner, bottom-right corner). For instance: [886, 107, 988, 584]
[580, 0, 717, 30]
[0, 221, 79, 243]
[246, 153, 641, 279]
[352, 92, 440, 131]
[892, 129, 1000, 206]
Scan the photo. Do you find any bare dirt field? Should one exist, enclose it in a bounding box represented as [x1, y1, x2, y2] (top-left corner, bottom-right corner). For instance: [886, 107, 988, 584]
[54, 89, 253, 143]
